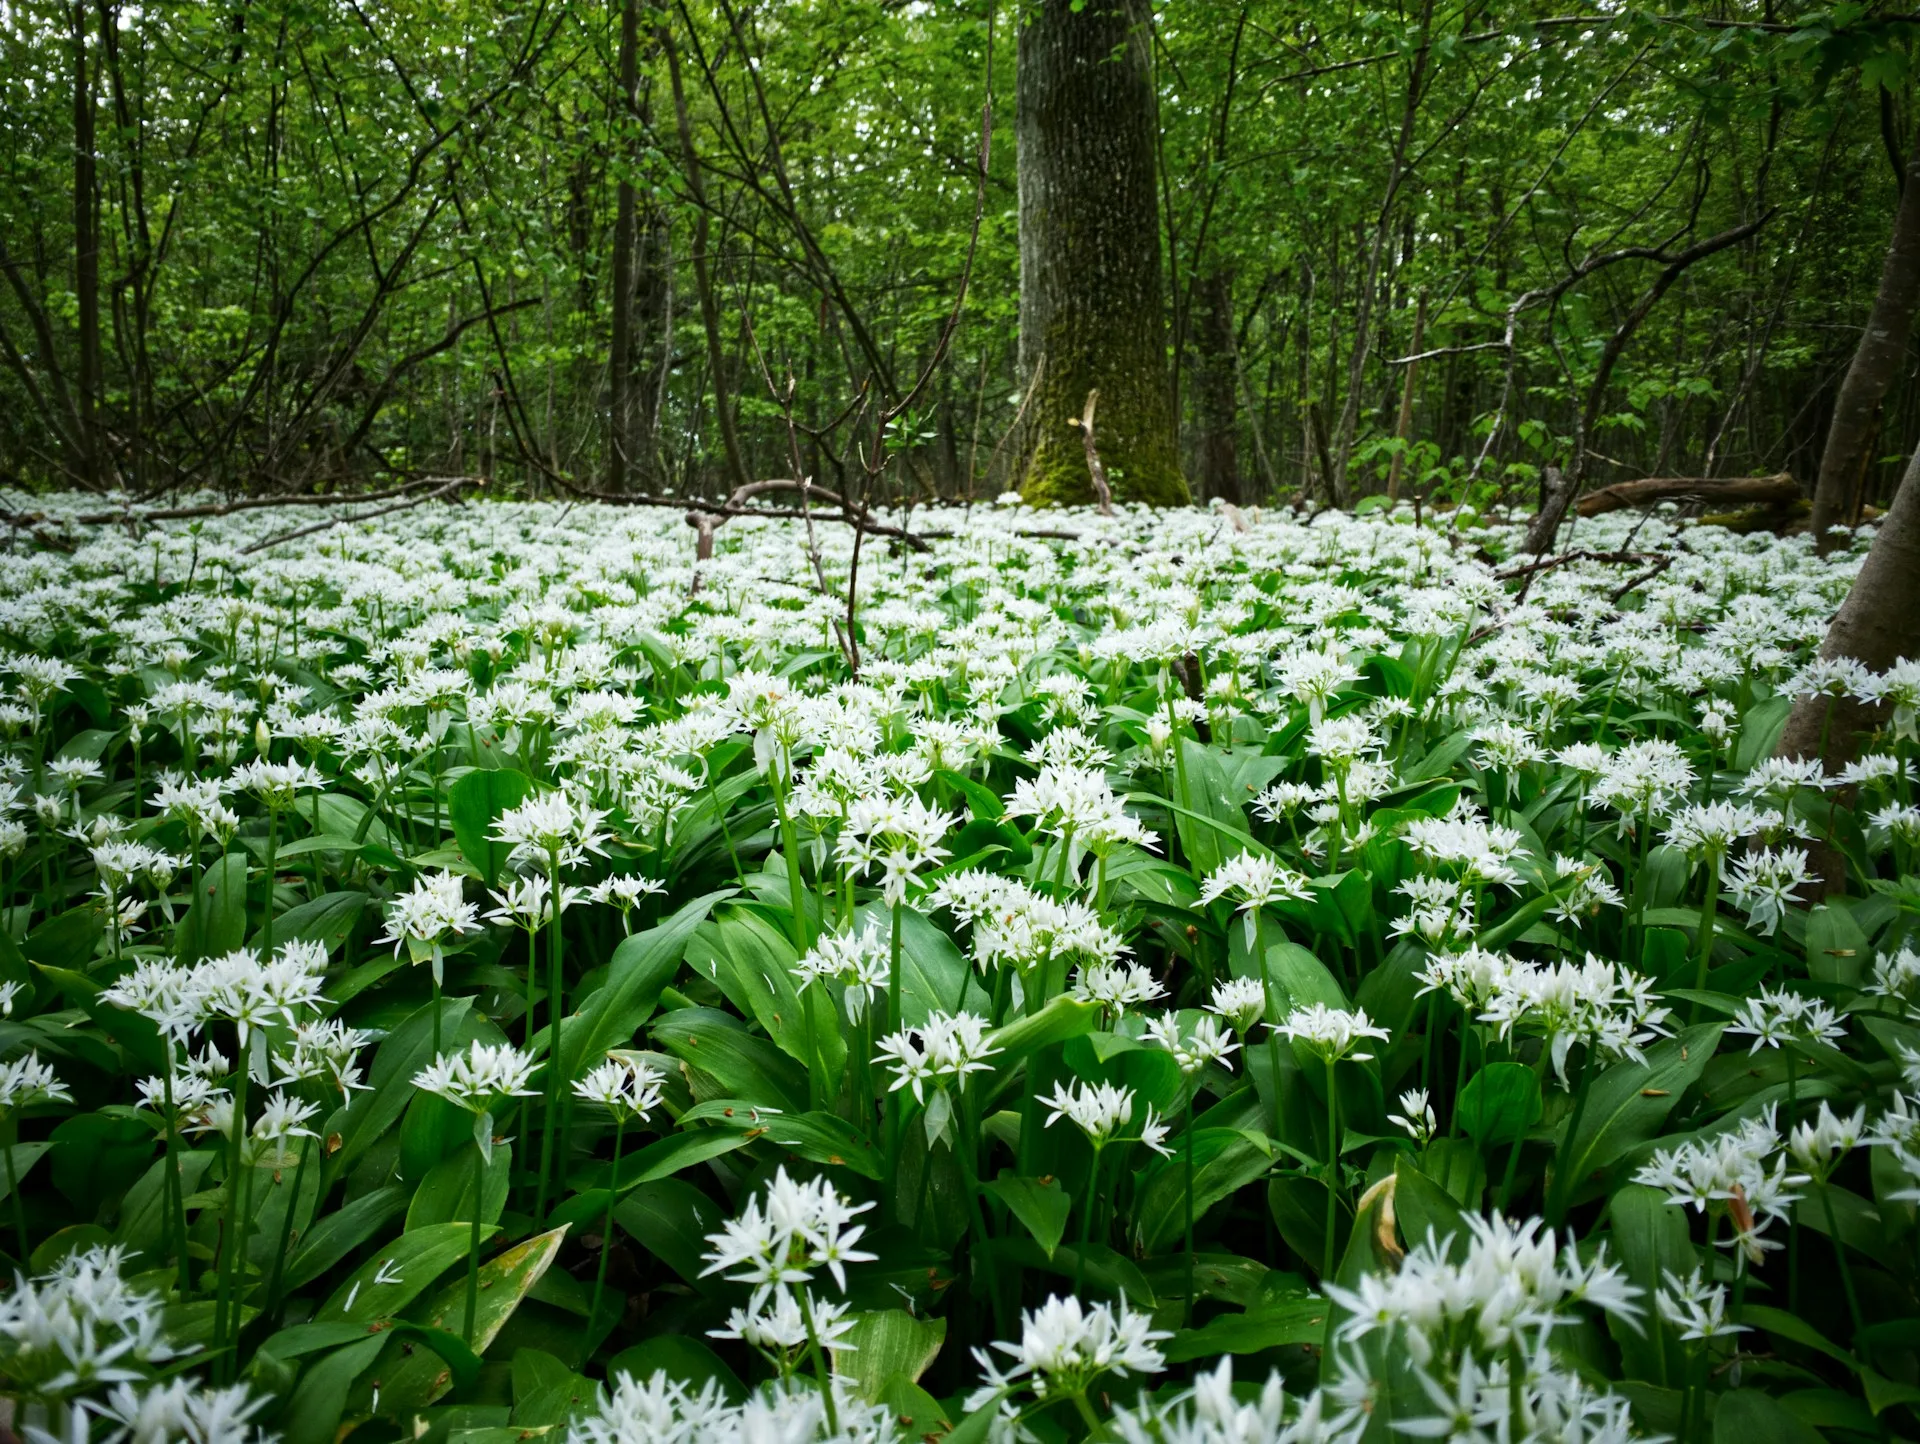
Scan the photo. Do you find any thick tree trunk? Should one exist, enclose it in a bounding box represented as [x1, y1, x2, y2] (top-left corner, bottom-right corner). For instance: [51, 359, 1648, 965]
[1808, 141, 1920, 552]
[608, 0, 640, 492]
[1193, 267, 1239, 504]
[70, 0, 101, 488]
[1778, 441, 1920, 895]
[1016, 0, 1185, 507]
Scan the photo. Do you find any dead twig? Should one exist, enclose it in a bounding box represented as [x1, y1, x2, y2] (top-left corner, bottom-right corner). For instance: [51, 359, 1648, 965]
[1070, 389, 1114, 517]
[242, 477, 482, 553]
[1494, 547, 1662, 582]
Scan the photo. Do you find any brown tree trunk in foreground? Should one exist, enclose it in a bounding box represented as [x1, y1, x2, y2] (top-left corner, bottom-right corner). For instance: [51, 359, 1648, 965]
[1808, 141, 1920, 552]
[1016, 0, 1185, 507]
[1778, 442, 1920, 895]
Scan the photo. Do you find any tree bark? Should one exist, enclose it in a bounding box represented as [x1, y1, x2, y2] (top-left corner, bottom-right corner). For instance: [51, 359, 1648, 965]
[661, 20, 749, 494]
[608, 0, 641, 492]
[71, 0, 101, 488]
[1808, 140, 1920, 552]
[1576, 472, 1799, 517]
[1193, 266, 1239, 503]
[1385, 292, 1426, 502]
[1777, 441, 1920, 895]
[1016, 0, 1185, 507]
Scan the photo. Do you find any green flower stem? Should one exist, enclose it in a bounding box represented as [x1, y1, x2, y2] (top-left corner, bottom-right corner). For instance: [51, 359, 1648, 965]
[1787, 1050, 1800, 1313]
[884, 904, 905, 1223]
[1547, 1058, 1593, 1228]
[1076, 1143, 1103, 1298]
[3, 1115, 26, 1263]
[1818, 1180, 1865, 1338]
[770, 764, 811, 953]
[1321, 1067, 1340, 1281]
[535, 855, 566, 1226]
[590, 1116, 625, 1333]
[263, 1132, 313, 1325]
[797, 1284, 841, 1433]
[1689, 853, 1721, 1023]
[213, 1056, 251, 1382]
[1183, 1075, 1198, 1326]
[957, 1094, 1006, 1338]
[162, 1059, 190, 1294]
[261, 805, 279, 957]
[464, 1140, 485, 1344]
[705, 765, 744, 886]
[1071, 1391, 1103, 1435]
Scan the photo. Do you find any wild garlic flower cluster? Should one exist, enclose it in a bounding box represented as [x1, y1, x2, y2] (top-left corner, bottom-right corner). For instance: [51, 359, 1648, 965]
[412, 1039, 541, 1115]
[699, 1168, 874, 1369]
[1418, 948, 1669, 1084]
[966, 1294, 1169, 1410]
[873, 1010, 1000, 1110]
[0, 1245, 176, 1399]
[1634, 1108, 1808, 1263]
[569, 1372, 899, 1444]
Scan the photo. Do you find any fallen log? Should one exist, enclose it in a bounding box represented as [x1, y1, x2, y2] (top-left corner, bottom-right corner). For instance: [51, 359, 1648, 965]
[1575, 471, 1798, 518]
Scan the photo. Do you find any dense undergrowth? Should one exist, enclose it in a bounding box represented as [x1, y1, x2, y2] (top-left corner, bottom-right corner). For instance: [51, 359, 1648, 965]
[0, 494, 1912, 1444]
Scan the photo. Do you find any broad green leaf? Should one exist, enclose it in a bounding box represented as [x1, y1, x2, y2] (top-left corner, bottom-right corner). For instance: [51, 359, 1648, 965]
[284, 1185, 409, 1290]
[833, 1311, 946, 1402]
[987, 994, 1098, 1059]
[25, 904, 107, 971]
[1133, 1130, 1273, 1252]
[606, 1336, 746, 1403]
[605, 1126, 756, 1192]
[447, 767, 532, 886]
[651, 1008, 807, 1110]
[1714, 1387, 1826, 1444]
[756, 1109, 883, 1178]
[1163, 1293, 1326, 1363]
[1457, 1063, 1542, 1147]
[175, 853, 248, 962]
[375, 1225, 568, 1409]
[1392, 1157, 1468, 1255]
[324, 996, 477, 1176]
[561, 890, 732, 1078]
[315, 1221, 477, 1323]
[982, 1172, 1072, 1258]
[1605, 1184, 1694, 1385]
[1259, 941, 1348, 1013]
[406, 1142, 510, 1231]
[283, 1335, 386, 1444]
[0, 1142, 54, 1206]
[690, 906, 846, 1100]
[1558, 1024, 1722, 1206]
[612, 1178, 725, 1286]
[248, 890, 366, 956]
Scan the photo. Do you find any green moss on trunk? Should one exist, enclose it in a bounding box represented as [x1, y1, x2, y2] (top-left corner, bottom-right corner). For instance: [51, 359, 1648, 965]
[1014, 0, 1188, 509]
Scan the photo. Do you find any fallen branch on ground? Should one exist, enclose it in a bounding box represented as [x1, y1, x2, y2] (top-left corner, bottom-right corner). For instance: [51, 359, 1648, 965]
[1575, 471, 1798, 517]
[242, 477, 483, 553]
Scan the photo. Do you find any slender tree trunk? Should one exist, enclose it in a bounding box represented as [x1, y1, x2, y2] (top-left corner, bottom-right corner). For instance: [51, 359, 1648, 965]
[71, 0, 101, 488]
[1194, 267, 1239, 503]
[608, 0, 640, 491]
[661, 22, 748, 494]
[1809, 141, 1920, 552]
[1386, 292, 1426, 501]
[1778, 441, 1920, 895]
[1016, 0, 1185, 506]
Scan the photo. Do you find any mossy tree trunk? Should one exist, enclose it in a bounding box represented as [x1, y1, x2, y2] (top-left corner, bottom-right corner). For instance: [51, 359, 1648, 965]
[1016, 0, 1186, 508]
[1808, 140, 1920, 553]
[1777, 440, 1920, 896]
